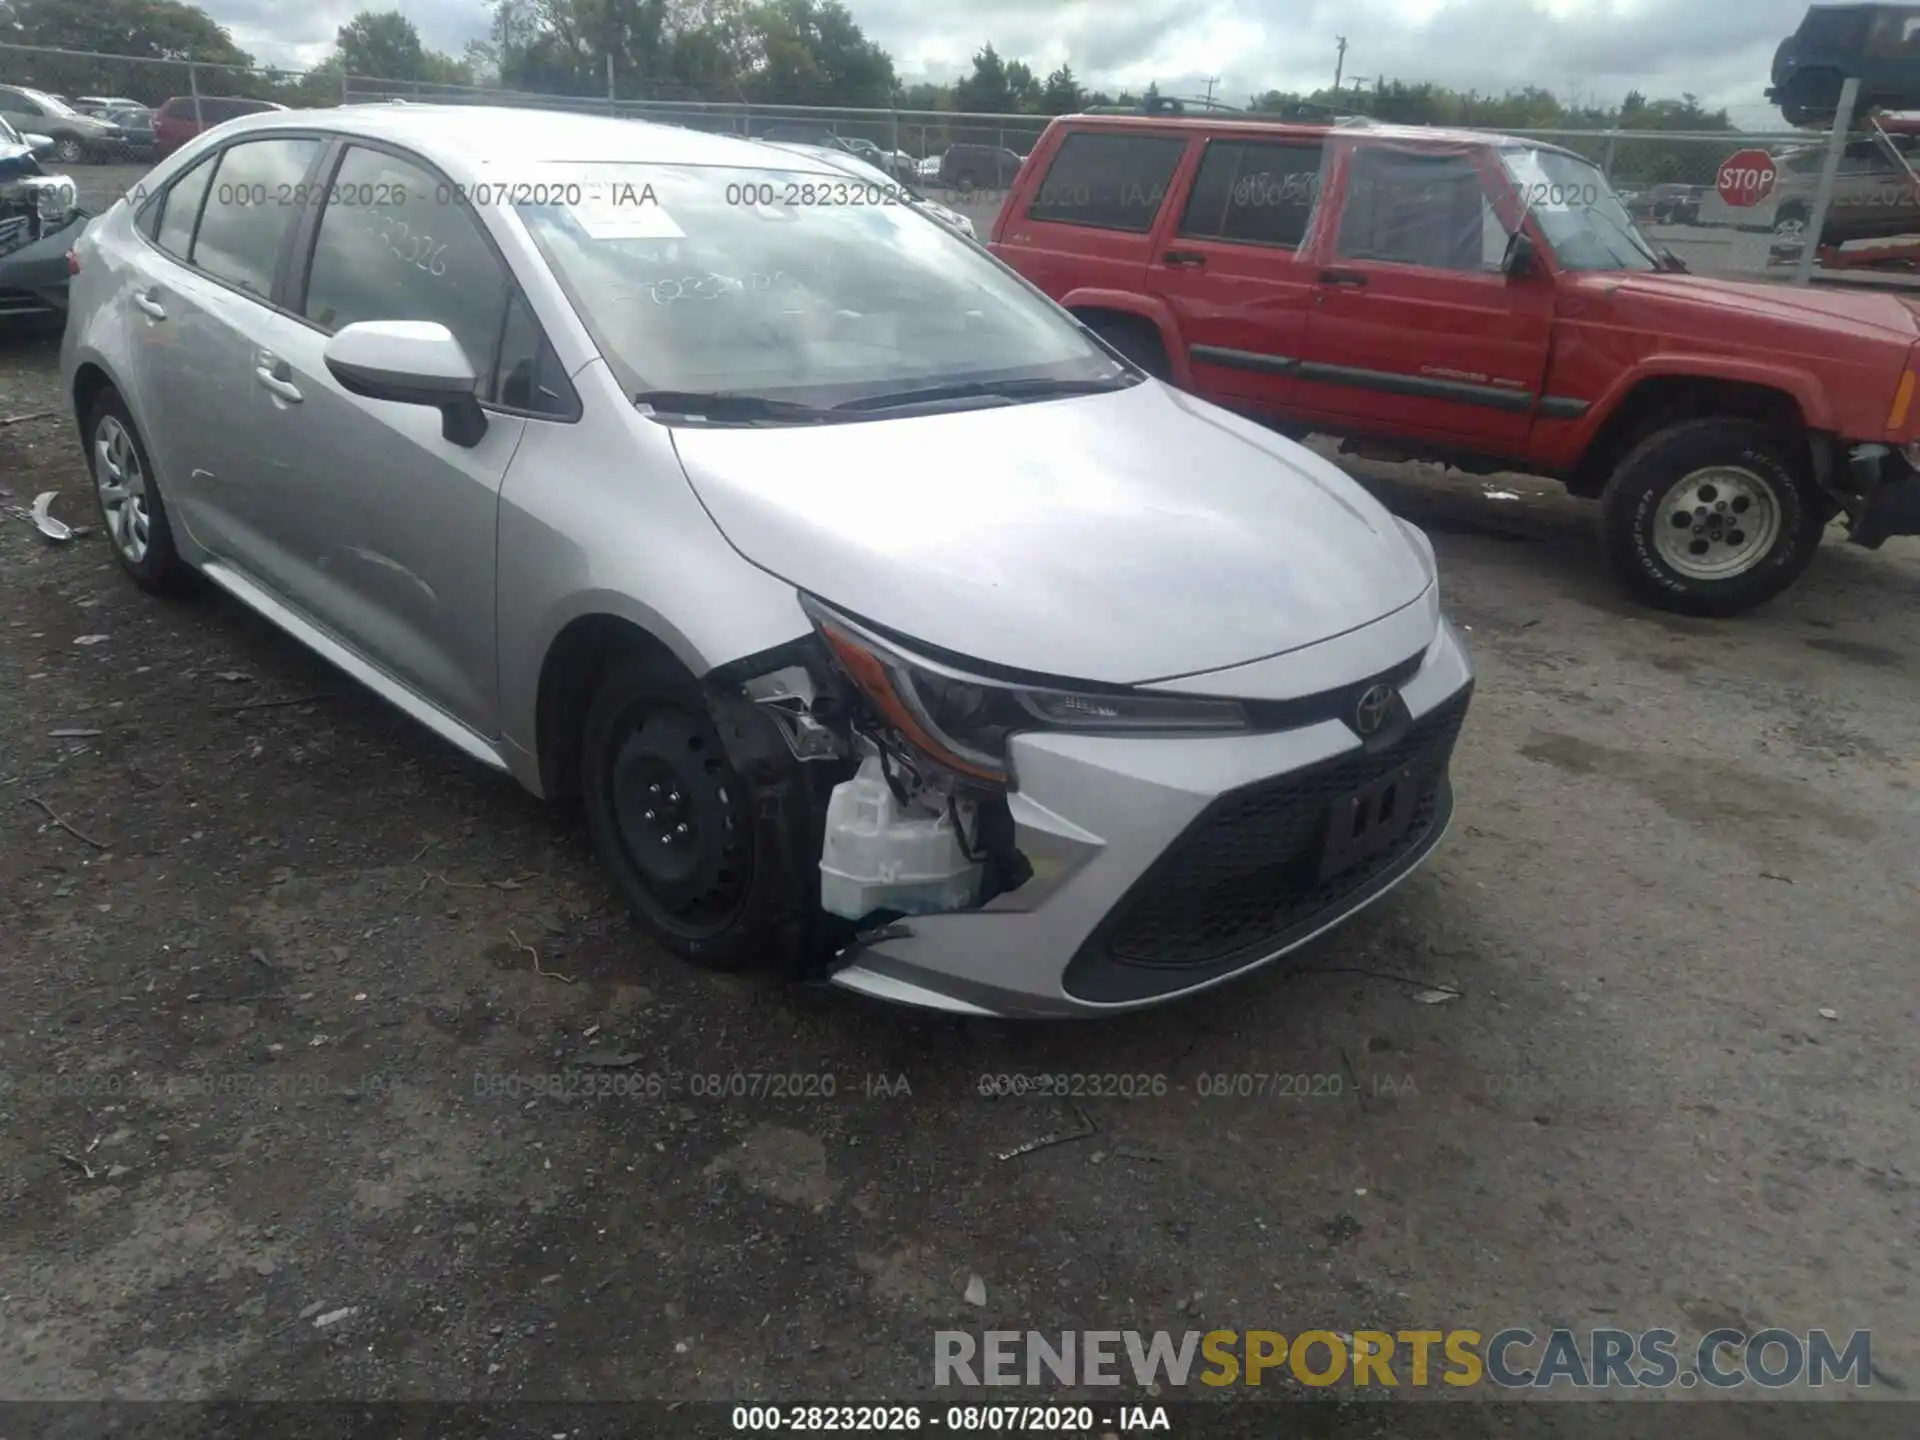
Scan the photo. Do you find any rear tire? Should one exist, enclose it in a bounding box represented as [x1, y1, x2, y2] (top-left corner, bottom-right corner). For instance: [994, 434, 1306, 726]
[51, 136, 84, 165]
[1082, 313, 1171, 381]
[86, 390, 195, 595]
[1599, 418, 1825, 617]
[1779, 70, 1844, 128]
[580, 652, 813, 972]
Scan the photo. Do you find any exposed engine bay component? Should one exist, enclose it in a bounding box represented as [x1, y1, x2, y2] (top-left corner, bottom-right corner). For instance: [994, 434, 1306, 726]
[819, 751, 984, 920]
[742, 663, 847, 762]
[0, 173, 77, 259]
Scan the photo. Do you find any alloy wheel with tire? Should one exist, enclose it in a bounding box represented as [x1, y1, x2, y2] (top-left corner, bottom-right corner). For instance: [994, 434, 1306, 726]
[51, 136, 85, 165]
[1600, 417, 1826, 616]
[580, 653, 814, 971]
[1772, 203, 1810, 258]
[88, 390, 194, 593]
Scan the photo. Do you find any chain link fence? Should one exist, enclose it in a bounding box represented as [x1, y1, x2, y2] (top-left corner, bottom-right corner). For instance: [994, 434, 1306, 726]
[8, 39, 1913, 283]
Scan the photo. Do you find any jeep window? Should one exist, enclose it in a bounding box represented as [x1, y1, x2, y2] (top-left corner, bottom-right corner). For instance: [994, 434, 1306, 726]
[1501, 147, 1660, 273]
[1179, 140, 1324, 248]
[1027, 132, 1190, 232]
[1335, 147, 1501, 271]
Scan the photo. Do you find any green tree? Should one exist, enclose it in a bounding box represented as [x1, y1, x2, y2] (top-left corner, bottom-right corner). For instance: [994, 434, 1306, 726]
[741, 0, 894, 105]
[4, 0, 256, 102]
[335, 11, 427, 79]
[1040, 64, 1082, 115]
[953, 43, 1013, 113]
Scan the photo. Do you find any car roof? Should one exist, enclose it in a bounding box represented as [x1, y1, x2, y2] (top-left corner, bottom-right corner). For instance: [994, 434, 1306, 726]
[206, 104, 850, 181]
[1055, 110, 1581, 159]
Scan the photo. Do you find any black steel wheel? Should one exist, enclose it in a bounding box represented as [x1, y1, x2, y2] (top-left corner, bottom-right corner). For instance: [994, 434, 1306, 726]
[580, 651, 820, 971]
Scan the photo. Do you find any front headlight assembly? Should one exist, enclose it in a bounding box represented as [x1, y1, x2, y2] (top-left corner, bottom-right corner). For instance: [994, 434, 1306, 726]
[802, 596, 1247, 785]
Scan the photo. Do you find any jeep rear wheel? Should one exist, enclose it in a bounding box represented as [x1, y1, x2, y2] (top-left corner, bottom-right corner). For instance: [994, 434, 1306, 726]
[1779, 69, 1844, 127]
[1600, 418, 1825, 617]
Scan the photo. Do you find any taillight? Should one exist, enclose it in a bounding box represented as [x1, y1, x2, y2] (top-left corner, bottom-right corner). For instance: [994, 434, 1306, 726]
[66, 248, 80, 277]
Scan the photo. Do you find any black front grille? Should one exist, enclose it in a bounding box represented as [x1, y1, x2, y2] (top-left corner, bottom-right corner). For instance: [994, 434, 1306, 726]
[1064, 688, 1470, 1004]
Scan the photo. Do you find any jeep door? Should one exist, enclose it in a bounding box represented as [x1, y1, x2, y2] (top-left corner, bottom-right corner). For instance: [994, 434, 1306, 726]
[1141, 134, 1327, 419]
[1294, 140, 1553, 453]
[993, 127, 1191, 310]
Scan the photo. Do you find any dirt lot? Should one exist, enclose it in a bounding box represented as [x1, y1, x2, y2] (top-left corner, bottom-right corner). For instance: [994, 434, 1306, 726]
[2, 168, 1919, 1435]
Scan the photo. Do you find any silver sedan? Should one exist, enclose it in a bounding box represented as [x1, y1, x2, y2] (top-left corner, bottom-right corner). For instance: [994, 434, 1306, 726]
[61, 105, 1472, 1017]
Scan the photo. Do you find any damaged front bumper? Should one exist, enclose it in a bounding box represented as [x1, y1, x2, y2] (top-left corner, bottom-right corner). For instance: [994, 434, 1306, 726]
[0, 209, 86, 321]
[1844, 444, 1920, 549]
[824, 618, 1475, 1018]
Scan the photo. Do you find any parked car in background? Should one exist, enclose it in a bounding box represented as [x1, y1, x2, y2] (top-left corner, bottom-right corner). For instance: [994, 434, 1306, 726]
[936, 142, 1026, 190]
[61, 105, 1471, 1018]
[1769, 2, 1920, 125]
[916, 153, 941, 179]
[106, 105, 157, 161]
[0, 112, 85, 321]
[0, 85, 122, 163]
[73, 95, 143, 118]
[1646, 182, 1704, 224]
[153, 95, 288, 159]
[1719, 131, 1920, 257]
[991, 112, 1920, 615]
[765, 140, 978, 239]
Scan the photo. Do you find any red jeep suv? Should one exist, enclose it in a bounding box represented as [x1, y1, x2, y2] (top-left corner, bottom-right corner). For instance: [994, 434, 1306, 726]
[991, 113, 1920, 615]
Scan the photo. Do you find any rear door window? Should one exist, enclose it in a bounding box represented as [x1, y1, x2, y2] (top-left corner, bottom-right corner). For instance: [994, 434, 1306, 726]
[191, 136, 321, 297]
[1178, 140, 1325, 248]
[1026, 131, 1189, 232]
[151, 154, 215, 255]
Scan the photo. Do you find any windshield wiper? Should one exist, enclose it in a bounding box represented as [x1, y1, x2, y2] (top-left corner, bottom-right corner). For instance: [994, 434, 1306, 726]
[632, 389, 836, 424]
[830, 374, 1138, 414]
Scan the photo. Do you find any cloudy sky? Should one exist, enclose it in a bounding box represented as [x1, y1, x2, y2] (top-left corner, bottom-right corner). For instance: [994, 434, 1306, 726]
[201, 0, 1810, 124]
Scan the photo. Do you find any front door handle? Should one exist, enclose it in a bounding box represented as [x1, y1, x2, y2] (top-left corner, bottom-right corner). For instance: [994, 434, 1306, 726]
[1319, 269, 1369, 287]
[1162, 249, 1208, 268]
[254, 357, 303, 404]
[131, 290, 167, 321]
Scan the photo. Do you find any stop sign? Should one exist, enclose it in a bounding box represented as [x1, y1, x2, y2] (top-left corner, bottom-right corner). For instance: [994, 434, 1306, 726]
[1716, 149, 1778, 208]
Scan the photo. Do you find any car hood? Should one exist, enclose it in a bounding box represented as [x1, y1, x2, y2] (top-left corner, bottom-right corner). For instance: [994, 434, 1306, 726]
[1571, 270, 1920, 340]
[0, 141, 41, 182]
[670, 382, 1432, 686]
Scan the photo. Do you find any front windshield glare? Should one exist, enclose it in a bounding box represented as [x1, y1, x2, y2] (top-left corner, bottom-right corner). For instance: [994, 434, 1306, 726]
[514, 163, 1115, 403]
[1502, 148, 1659, 273]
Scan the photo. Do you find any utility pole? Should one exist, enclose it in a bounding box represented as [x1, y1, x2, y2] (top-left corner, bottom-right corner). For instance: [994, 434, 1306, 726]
[1203, 76, 1219, 106]
[1334, 35, 1348, 95]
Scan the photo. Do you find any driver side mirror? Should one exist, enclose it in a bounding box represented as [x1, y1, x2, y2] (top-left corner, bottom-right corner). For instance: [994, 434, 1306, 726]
[323, 321, 489, 448]
[1502, 230, 1538, 278]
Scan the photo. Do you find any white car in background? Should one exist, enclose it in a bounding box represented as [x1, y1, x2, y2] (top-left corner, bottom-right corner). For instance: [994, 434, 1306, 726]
[766, 141, 977, 240]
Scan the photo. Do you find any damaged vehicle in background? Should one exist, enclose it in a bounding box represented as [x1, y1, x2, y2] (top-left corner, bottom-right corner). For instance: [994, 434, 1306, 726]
[61, 106, 1472, 1018]
[0, 113, 85, 323]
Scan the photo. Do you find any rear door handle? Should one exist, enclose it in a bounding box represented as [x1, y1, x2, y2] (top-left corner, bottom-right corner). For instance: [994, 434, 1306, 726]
[254, 355, 303, 404]
[131, 290, 167, 321]
[1319, 269, 1369, 287]
[1162, 249, 1207, 268]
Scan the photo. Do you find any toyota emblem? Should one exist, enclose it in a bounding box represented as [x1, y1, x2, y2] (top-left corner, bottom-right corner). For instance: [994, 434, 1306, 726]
[1353, 683, 1397, 737]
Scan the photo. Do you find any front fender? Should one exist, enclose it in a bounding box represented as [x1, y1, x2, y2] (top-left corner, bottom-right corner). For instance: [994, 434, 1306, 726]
[1058, 287, 1190, 387]
[1540, 354, 1837, 473]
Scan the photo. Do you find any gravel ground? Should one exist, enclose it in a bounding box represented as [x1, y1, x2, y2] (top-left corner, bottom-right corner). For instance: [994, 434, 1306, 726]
[1, 165, 1917, 1435]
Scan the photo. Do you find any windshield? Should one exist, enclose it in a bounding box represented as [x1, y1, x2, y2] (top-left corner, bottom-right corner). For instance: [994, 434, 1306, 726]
[1501, 147, 1661, 273]
[515, 163, 1119, 405]
[23, 89, 79, 118]
[782, 145, 929, 204]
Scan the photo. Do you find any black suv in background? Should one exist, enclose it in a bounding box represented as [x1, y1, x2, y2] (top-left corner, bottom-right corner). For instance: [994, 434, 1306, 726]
[1770, 3, 1920, 124]
[935, 143, 1026, 190]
